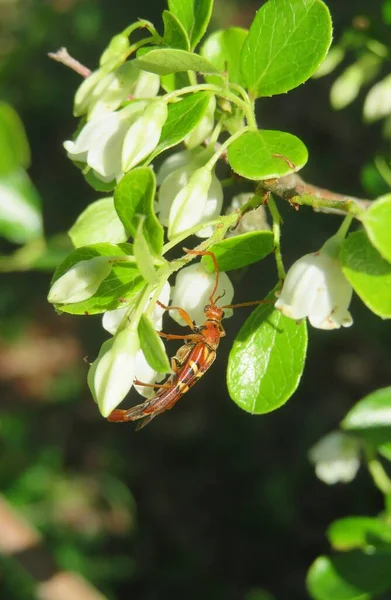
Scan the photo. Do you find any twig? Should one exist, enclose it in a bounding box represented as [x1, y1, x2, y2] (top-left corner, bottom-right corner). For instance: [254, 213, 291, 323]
[48, 48, 91, 78]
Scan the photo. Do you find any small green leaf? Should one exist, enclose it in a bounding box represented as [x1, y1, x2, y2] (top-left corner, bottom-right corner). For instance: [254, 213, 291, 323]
[227, 289, 307, 414]
[68, 197, 128, 248]
[307, 549, 391, 600]
[0, 169, 42, 243]
[327, 517, 391, 551]
[202, 231, 274, 272]
[340, 231, 391, 319]
[162, 10, 190, 50]
[228, 130, 308, 180]
[51, 243, 144, 315]
[362, 195, 391, 263]
[330, 55, 382, 111]
[0, 103, 30, 174]
[133, 218, 158, 284]
[138, 314, 171, 373]
[114, 167, 163, 256]
[150, 92, 211, 159]
[135, 48, 220, 76]
[82, 167, 116, 193]
[168, 0, 213, 49]
[241, 0, 332, 97]
[201, 28, 248, 87]
[341, 386, 391, 446]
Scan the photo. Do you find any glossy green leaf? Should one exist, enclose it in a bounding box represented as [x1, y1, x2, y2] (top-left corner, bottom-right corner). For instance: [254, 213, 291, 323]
[362, 195, 391, 263]
[340, 231, 391, 319]
[133, 218, 158, 284]
[68, 198, 128, 248]
[81, 166, 116, 193]
[0, 103, 30, 175]
[135, 49, 220, 76]
[228, 130, 308, 180]
[241, 0, 332, 97]
[327, 517, 391, 551]
[51, 243, 144, 315]
[138, 314, 171, 374]
[0, 170, 42, 243]
[341, 387, 391, 446]
[150, 92, 211, 159]
[227, 289, 307, 414]
[201, 28, 248, 87]
[160, 71, 191, 93]
[162, 10, 190, 50]
[307, 549, 391, 600]
[114, 167, 163, 256]
[168, 0, 213, 49]
[202, 231, 274, 272]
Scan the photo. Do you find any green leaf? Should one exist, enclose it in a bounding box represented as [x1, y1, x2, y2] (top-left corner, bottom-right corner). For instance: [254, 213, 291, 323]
[82, 166, 116, 193]
[0, 169, 42, 244]
[150, 92, 211, 159]
[51, 243, 144, 315]
[307, 549, 391, 600]
[227, 289, 307, 414]
[341, 387, 391, 446]
[327, 517, 391, 551]
[340, 231, 391, 319]
[201, 28, 248, 87]
[138, 314, 171, 373]
[162, 10, 190, 50]
[134, 48, 220, 76]
[202, 231, 274, 272]
[133, 218, 158, 284]
[160, 71, 191, 93]
[168, 0, 213, 49]
[68, 197, 128, 248]
[114, 167, 163, 256]
[0, 103, 30, 175]
[362, 195, 391, 263]
[241, 0, 332, 97]
[330, 55, 381, 111]
[227, 130, 308, 180]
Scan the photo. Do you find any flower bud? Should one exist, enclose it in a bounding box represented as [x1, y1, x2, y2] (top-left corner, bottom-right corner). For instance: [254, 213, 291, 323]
[48, 256, 113, 304]
[309, 431, 360, 484]
[170, 263, 234, 326]
[88, 328, 140, 417]
[87, 62, 142, 120]
[131, 70, 160, 99]
[122, 100, 168, 172]
[74, 56, 120, 117]
[184, 95, 216, 149]
[167, 167, 212, 239]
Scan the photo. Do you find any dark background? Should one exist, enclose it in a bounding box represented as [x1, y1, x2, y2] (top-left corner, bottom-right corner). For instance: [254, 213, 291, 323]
[0, 1, 390, 599]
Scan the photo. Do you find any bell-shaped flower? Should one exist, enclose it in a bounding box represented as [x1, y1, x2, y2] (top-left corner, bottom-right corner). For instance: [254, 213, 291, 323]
[88, 328, 140, 417]
[184, 95, 216, 149]
[48, 256, 113, 304]
[121, 100, 168, 172]
[275, 235, 353, 330]
[226, 193, 271, 236]
[64, 101, 147, 181]
[170, 263, 234, 327]
[156, 149, 197, 185]
[309, 431, 360, 484]
[102, 281, 170, 335]
[133, 350, 166, 399]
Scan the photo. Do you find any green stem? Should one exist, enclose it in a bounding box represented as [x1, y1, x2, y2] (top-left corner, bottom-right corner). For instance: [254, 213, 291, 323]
[365, 445, 391, 501]
[204, 127, 251, 171]
[285, 193, 365, 217]
[335, 214, 354, 240]
[268, 196, 285, 280]
[126, 35, 159, 58]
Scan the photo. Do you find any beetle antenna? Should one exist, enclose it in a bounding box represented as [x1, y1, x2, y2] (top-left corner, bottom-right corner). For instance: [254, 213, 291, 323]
[183, 248, 220, 304]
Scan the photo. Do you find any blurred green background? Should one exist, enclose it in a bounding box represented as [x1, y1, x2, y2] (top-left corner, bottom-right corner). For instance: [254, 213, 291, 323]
[0, 1, 390, 599]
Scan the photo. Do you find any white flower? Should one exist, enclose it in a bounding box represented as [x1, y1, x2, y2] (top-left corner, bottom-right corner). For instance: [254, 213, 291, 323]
[170, 263, 234, 327]
[275, 237, 353, 330]
[309, 431, 360, 484]
[133, 350, 166, 399]
[88, 328, 140, 417]
[364, 74, 391, 122]
[157, 157, 223, 239]
[48, 256, 113, 304]
[64, 101, 147, 181]
[121, 100, 168, 172]
[225, 193, 271, 236]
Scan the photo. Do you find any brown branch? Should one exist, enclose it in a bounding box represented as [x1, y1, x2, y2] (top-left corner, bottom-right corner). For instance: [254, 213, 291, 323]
[48, 48, 91, 78]
[258, 173, 371, 216]
[0, 495, 108, 600]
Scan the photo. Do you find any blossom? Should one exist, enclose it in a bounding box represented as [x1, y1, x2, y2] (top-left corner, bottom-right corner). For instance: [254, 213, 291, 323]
[48, 256, 113, 304]
[64, 101, 147, 181]
[309, 431, 360, 484]
[170, 263, 234, 327]
[275, 236, 353, 330]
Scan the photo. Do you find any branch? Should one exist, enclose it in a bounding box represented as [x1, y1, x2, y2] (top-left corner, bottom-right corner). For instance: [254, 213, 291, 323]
[258, 173, 371, 217]
[48, 48, 91, 78]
